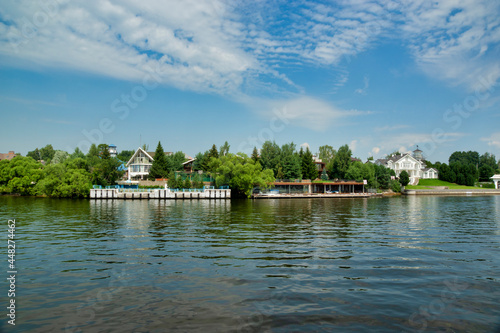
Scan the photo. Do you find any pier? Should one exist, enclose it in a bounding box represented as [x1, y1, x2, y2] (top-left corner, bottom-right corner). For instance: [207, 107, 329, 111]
[90, 188, 231, 199]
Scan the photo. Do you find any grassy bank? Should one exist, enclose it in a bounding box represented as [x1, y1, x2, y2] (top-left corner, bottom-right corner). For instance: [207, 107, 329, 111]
[406, 179, 479, 190]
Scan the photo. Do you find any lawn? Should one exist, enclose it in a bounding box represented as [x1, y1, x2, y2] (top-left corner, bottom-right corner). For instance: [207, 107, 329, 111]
[406, 179, 479, 190]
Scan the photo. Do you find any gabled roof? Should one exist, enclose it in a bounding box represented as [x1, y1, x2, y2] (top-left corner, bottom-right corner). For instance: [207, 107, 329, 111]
[126, 147, 154, 167]
[376, 153, 424, 166]
[183, 158, 196, 165]
[393, 153, 421, 164]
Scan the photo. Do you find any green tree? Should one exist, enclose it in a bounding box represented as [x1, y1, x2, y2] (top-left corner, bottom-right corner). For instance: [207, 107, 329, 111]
[0, 157, 44, 195]
[183, 177, 192, 189]
[251, 147, 260, 163]
[97, 144, 111, 159]
[479, 153, 497, 171]
[281, 142, 301, 179]
[35, 160, 91, 198]
[449, 151, 479, 167]
[167, 172, 178, 189]
[390, 179, 401, 192]
[27, 144, 56, 163]
[193, 152, 208, 171]
[301, 147, 318, 180]
[208, 144, 219, 160]
[51, 150, 69, 165]
[479, 165, 495, 182]
[399, 170, 410, 186]
[385, 150, 401, 159]
[260, 141, 281, 176]
[321, 169, 328, 180]
[346, 161, 363, 181]
[210, 153, 275, 198]
[26, 148, 42, 161]
[374, 164, 391, 189]
[191, 173, 204, 189]
[167, 151, 186, 172]
[219, 141, 230, 157]
[149, 142, 169, 180]
[87, 144, 100, 158]
[329, 144, 352, 179]
[70, 147, 85, 160]
[117, 150, 134, 163]
[318, 145, 336, 165]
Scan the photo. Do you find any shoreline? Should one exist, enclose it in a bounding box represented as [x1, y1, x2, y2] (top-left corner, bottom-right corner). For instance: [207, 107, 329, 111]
[404, 189, 500, 196]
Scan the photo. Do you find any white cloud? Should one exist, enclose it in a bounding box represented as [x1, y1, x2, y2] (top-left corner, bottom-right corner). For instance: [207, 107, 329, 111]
[481, 132, 500, 149]
[0, 0, 498, 97]
[400, 0, 500, 91]
[0, 0, 263, 95]
[350, 139, 358, 152]
[260, 96, 372, 131]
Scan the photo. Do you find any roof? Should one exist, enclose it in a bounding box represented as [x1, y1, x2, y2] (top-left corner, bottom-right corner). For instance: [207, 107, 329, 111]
[126, 147, 154, 167]
[126, 147, 194, 166]
[273, 181, 364, 186]
[0, 151, 17, 161]
[377, 153, 423, 166]
[148, 152, 193, 160]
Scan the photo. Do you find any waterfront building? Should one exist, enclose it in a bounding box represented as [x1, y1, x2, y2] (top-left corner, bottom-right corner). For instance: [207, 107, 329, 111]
[126, 147, 194, 180]
[375, 147, 438, 185]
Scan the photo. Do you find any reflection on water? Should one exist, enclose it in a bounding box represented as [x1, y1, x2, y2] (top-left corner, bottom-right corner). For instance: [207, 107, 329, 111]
[1, 196, 500, 332]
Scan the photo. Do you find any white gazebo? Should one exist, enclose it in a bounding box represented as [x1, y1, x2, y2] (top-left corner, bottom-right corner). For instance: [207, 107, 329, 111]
[491, 174, 500, 189]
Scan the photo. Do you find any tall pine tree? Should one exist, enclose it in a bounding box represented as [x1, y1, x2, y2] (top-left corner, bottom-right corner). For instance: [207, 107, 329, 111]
[148, 141, 168, 180]
[302, 147, 318, 180]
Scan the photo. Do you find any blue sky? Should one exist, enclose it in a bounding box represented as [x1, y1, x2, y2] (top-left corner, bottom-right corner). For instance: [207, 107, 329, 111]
[1, 0, 500, 163]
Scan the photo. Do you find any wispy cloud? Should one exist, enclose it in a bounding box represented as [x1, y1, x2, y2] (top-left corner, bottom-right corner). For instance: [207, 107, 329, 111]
[481, 132, 500, 150]
[258, 96, 372, 131]
[0, 95, 63, 107]
[355, 75, 370, 94]
[0, 0, 498, 96]
[375, 124, 411, 132]
[377, 132, 466, 155]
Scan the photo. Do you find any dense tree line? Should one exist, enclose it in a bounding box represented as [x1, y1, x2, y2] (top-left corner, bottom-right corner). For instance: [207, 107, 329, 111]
[9, 141, 496, 198]
[438, 151, 498, 186]
[1, 144, 124, 198]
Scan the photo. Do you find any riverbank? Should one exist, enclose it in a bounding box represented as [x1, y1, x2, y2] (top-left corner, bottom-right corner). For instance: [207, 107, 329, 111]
[253, 192, 387, 199]
[404, 188, 500, 195]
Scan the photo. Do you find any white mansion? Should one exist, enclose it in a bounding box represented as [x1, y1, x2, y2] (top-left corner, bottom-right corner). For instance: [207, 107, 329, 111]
[375, 148, 438, 185]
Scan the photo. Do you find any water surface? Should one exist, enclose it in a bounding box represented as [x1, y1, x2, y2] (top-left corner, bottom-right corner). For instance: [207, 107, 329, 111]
[1, 196, 499, 332]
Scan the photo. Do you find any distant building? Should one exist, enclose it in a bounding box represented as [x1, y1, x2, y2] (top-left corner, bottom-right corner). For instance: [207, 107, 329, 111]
[0, 151, 17, 161]
[126, 147, 194, 180]
[375, 147, 438, 185]
[313, 155, 326, 176]
[108, 144, 117, 158]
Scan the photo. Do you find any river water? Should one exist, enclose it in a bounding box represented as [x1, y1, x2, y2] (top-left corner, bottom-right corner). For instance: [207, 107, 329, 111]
[1, 196, 500, 332]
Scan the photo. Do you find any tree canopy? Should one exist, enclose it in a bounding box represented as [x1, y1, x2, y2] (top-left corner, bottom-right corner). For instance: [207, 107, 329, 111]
[328, 144, 352, 179]
[208, 153, 275, 198]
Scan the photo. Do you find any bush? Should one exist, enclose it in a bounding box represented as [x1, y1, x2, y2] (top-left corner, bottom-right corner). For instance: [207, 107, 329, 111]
[390, 179, 401, 193]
